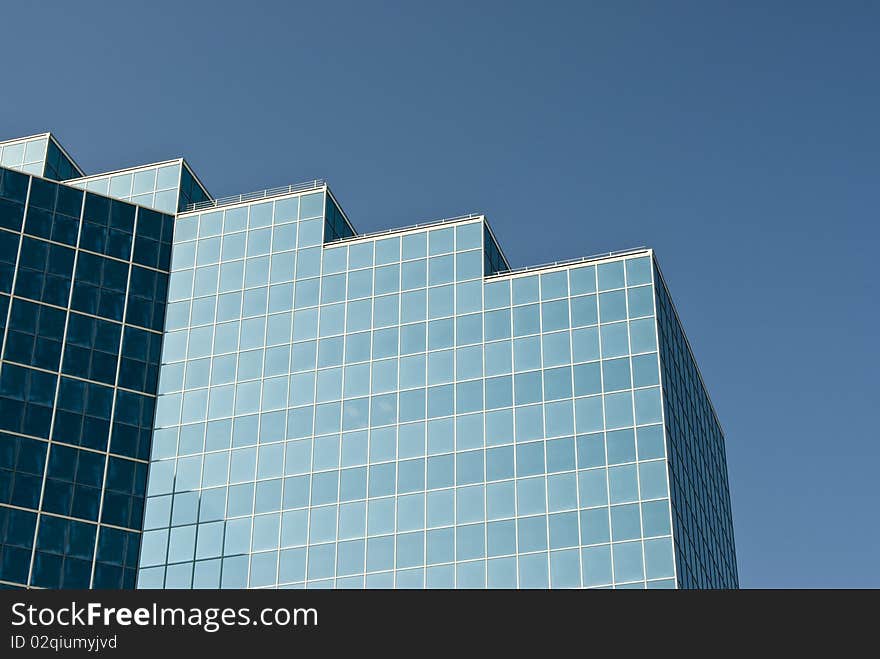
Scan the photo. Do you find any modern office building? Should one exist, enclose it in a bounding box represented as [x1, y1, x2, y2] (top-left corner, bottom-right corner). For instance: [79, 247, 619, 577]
[0, 132, 737, 589]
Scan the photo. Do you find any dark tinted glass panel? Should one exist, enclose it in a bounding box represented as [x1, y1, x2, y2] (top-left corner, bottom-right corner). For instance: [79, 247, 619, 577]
[71, 252, 128, 321]
[0, 506, 37, 584]
[24, 179, 81, 247]
[0, 168, 28, 231]
[133, 208, 173, 270]
[0, 167, 29, 203]
[33, 516, 95, 588]
[126, 266, 167, 331]
[44, 141, 82, 182]
[0, 432, 47, 508]
[655, 263, 738, 589]
[0, 230, 20, 293]
[81, 194, 134, 259]
[53, 377, 114, 451]
[178, 165, 210, 211]
[42, 445, 105, 521]
[3, 299, 66, 370]
[14, 237, 75, 306]
[93, 527, 140, 588]
[323, 194, 354, 242]
[118, 326, 161, 393]
[110, 390, 154, 460]
[62, 313, 121, 385]
[0, 364, 56, 438]
[101, 457, 146, 529]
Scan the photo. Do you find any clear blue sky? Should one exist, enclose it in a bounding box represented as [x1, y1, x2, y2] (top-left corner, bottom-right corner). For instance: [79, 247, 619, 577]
[2, 1, 877, 587]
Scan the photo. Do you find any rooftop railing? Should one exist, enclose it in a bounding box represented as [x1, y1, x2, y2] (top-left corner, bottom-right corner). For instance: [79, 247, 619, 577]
[326, 213, 484, 244]
[184, 179, 325, 212]
[486, 246, 649, 278]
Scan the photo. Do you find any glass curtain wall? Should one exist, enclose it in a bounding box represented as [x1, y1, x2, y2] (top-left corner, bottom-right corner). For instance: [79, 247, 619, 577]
[139, 192, 676, 589]
[0, 165, 172, 589]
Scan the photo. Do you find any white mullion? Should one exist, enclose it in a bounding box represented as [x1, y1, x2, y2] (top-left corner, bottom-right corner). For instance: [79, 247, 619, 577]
[272, 218, 297, 588]
[621, 256, 648, 590]
[246, 202, 276, 588]
[536, 277, 552, 590]
[301, 200, 322, 588]
[595, 265, 616, 589]
[566, 271, 585, 590]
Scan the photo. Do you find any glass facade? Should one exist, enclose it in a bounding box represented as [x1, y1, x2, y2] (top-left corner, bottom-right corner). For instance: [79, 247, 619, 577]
[0, 164, 172, 589]
[0, 134, 83, 181]
[0, 136, 52, 177]
[0, 131, 736, 589]
[323, 191, 356, 242]
[654, 267, 737, 588]
[66, 160, 210, 215]
[137, 192, 719, 590]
